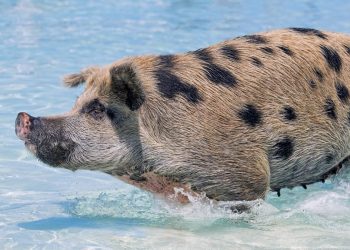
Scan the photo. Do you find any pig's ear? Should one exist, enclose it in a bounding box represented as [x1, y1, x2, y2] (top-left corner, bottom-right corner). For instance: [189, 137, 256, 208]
[63, 67, 99, 87]
[110, 64, 145, 111]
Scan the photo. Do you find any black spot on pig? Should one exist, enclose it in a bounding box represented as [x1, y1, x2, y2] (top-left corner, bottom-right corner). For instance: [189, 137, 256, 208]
[271, 136, 294, 160]
[251, 57, 263, 67]
[221, 45, 240, 62]
[324, 98, 337, 120]
[260, 47, 274, 54]
[289, 28, 327, 39]
[278, 45, 294, 56]
[320, 45, 342, 73]
[344, 45, 350, 55]
[156, 55, 202, 103]
[242, 35, 268, 44]
[309, 80, 317, 89]
[335, 81, 349, 103]
[281, 106, 297, 121]
[238, 104, 262, 127]
[192, 48, 237, 87]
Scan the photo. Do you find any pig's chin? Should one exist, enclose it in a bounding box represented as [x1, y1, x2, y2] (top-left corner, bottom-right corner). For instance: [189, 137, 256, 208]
[23, 138, 77, 168]
[24, 140, 38, 155]
[24, 140, 54, 166]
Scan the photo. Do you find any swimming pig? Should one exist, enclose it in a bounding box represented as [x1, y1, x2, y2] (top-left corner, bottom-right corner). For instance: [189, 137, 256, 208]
[16, 28, 350, 201]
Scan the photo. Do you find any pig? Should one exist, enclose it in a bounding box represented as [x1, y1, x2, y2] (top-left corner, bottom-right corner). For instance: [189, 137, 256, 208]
[15, 28, 350, 202]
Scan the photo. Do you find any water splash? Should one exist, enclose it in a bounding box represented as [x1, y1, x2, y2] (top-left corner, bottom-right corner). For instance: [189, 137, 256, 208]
[64, 187, 281, 232]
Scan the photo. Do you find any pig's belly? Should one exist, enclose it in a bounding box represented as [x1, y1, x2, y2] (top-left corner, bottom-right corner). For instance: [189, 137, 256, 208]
[119, 172, 199, 203]
[269, 150, 350, 190]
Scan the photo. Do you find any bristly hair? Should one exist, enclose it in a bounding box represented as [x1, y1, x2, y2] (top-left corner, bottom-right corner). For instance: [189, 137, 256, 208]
[63, 66, 99, 87]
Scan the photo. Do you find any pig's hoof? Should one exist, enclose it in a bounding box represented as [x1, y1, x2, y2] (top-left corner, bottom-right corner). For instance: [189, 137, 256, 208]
[230, 203, 252, 213]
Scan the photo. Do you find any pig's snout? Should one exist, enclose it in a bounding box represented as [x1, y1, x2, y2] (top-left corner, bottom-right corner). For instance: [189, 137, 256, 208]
[15, 112, 76, 166]
[15, 112, 40, 141]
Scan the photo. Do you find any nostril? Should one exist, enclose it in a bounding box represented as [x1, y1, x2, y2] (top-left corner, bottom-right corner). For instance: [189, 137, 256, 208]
[15, 112, 39, 139]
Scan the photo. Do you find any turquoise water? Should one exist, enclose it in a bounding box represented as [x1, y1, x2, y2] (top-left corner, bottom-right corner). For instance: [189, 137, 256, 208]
[1, 0, 350, 249]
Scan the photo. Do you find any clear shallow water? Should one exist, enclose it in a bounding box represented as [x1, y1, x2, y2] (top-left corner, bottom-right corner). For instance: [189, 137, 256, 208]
[1, 0, 350, 249]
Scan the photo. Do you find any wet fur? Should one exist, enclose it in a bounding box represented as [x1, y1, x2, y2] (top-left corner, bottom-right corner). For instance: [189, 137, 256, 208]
[32, 28, 350, 201]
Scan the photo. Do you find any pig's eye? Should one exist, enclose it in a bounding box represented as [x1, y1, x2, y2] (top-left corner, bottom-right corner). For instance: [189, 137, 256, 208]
[89, 107, 105, 120]
[82, 99, 106, 120]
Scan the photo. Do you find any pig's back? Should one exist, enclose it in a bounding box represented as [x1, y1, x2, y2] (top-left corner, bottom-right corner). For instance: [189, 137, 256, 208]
[135, 28, 350, 195]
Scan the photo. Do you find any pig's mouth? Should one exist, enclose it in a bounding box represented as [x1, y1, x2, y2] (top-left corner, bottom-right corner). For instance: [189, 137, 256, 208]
[23, 140, 36, 152]
[21, 133, 76, 167]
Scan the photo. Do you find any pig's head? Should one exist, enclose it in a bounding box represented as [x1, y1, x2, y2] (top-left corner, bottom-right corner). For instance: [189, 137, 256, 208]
[15, 63, 145, 175]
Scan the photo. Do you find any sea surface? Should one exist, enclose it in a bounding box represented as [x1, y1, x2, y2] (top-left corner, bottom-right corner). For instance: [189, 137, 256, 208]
[1, 0, 350, 249]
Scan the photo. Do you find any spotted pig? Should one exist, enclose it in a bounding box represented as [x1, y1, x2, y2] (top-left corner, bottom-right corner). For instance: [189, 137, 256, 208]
[15, 28, 350, 201]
